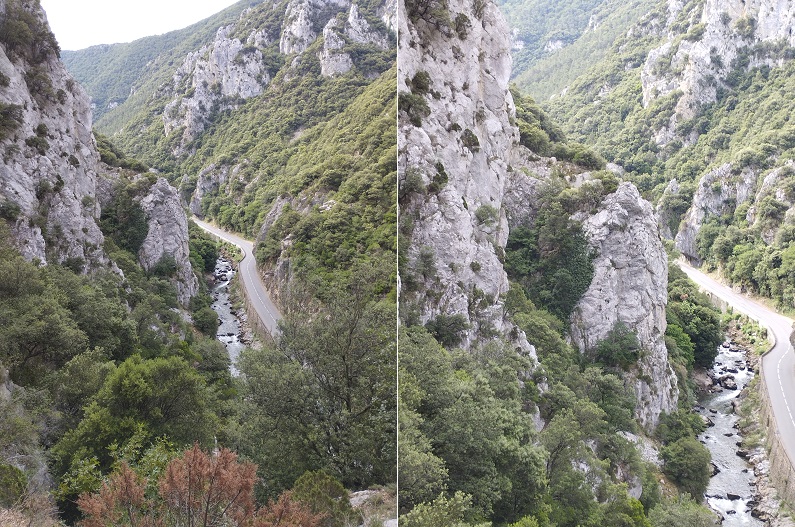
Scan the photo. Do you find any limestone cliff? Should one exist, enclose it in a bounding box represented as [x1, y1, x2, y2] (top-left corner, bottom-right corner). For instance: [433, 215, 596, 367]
[137, 178, 199, 306]
[398, 2, 680, 431]
[398, 0, 531, 351]
[0, 0, 197, 306]
[0, 0, 106, 269]
[163, 24, 272, 152]
[674, 163, 757, 262]
[642, 0, 795, 135]
[571, 183, 678, 429]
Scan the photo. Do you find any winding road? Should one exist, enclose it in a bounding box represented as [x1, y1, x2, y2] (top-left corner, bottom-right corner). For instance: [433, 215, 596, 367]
[677, 260, 795, 471]
[192, 217, 282, 337]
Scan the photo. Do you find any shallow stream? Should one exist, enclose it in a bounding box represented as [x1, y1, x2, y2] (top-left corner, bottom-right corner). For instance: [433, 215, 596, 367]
[697, 343, 762, 526]
[210, 257, 245, 375]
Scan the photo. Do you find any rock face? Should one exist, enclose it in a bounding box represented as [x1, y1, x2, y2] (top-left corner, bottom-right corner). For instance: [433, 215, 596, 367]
[0, 0, 106, 269]
[137, 178, 199, 306]
[163, 24, 272, 152]
[745, 162, 795, 244]
[280, 0, 350, 54]
[319, 18, 354, 77]
[398, 0, 533, 352]
[674, 163, 757, 262]
[188, 163, 231, 217]
[571, 183, 678, 430]
[319, 5, 390, 77]
[642, 0, 795, 129]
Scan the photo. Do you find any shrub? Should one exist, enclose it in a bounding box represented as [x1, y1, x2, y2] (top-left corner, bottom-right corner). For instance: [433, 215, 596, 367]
[0, 103, 23, 141]
[193, 306, 219, 336]
[461, 128, 480, 152]
[735, 16, 756, 39]
[400, 168, 425, 202]
[425, 313, 468, 347]
[410, 71, 431, 95]
[454, 13, 471, 40]
[399, 92, 430, 127]
[661, 437, 711, 499]
[291, 471, 360, 527]
[656, 410, 705, 444]
[150, 254, 178, 278]
[0, 200, 21, 221]
[475, 204, 499, 226]
[427, 162, 448, 194]
[25, 135, 48, 154]
[0, 463, 26, 507]
[594, 322, 641, 369]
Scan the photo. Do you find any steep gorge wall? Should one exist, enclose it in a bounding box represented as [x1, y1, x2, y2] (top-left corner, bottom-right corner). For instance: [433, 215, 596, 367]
[571, 183, 678, 429]
[398, 0, 531, 351]
[0, 0, 106, 268]
[643, 0, 795, 126]
[0, 0, 197, 305]
[399, 0, 679, 425]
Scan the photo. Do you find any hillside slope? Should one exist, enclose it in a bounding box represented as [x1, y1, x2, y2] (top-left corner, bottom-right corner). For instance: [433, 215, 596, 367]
[61, 0, 256, 121]
[65, 0, 397, 296]
[543, 0, 795, 310]
[502, 0, 655, 100]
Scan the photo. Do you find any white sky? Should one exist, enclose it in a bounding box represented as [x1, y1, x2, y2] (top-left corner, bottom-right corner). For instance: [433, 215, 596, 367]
[39, 0, 242, 51]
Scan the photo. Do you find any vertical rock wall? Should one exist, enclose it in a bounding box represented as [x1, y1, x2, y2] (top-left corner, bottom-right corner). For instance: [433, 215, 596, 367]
[398, 0, 533, 351]
[571, 183, 678, 430]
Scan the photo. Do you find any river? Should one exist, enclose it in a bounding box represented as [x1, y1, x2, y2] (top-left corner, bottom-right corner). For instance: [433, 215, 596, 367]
[210, 256, 245, 375]
[698, 342, 763, 526]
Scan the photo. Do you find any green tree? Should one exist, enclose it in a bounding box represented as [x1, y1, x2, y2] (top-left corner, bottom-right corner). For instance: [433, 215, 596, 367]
[193, 306, 219, 336]
[594, 322, 641, 369]
[52, 355, 219, 510]
[100, 184, 150, 254]
[398, 365, 448, 512]
[660, 438, 711, 499]
[291, 471, 360, 527]
[238, 259, 395, 494]
[649, 495, 718, 527]
[401, 492, 482, 527]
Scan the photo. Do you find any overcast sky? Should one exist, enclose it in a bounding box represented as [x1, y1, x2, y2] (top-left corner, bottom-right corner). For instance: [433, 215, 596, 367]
[39, 0, 241, 51]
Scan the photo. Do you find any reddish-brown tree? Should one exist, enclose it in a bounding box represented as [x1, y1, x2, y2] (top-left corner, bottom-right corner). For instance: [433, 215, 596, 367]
[158, 443, 257, 526]
[79, 444, 325, 527]
[252, 491, 326, 527]
[77, 463, 159, 527]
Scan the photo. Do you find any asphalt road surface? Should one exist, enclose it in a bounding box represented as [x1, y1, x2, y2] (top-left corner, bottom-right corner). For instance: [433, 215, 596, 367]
[192, 217, 281, 337]
[678, 260, 795, 469]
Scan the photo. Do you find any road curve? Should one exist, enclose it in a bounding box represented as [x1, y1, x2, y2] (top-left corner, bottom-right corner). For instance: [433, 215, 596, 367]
[192, 217, 281, 337]
[677, 260, 795, 468]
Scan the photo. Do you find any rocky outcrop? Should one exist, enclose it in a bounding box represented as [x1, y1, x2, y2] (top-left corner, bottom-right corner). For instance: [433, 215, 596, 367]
[571, 183, 678, 429]
[163, 24, 271, 152]
[319, 4, 390, 77]
[675, 163, 757, 263]
[319, 19, 354, 77]
[745, 163, 795, 244]
[642, 0, 795, 129]
[137, 178, 198, 306]
[188, 163, 231, 217]
[280, 0, 350, 55]
[399, 0, 535, 352]
[378, 0, 397, 34]
[0, 0, 106, 269]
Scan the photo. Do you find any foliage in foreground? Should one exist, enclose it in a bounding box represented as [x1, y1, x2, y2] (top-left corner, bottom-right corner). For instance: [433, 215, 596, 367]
[77, 444, 327, 527]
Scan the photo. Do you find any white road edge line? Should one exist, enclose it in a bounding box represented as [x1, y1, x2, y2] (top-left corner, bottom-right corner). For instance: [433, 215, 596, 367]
[778, 351, 795, 429]
[193, 219, 280, 333]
